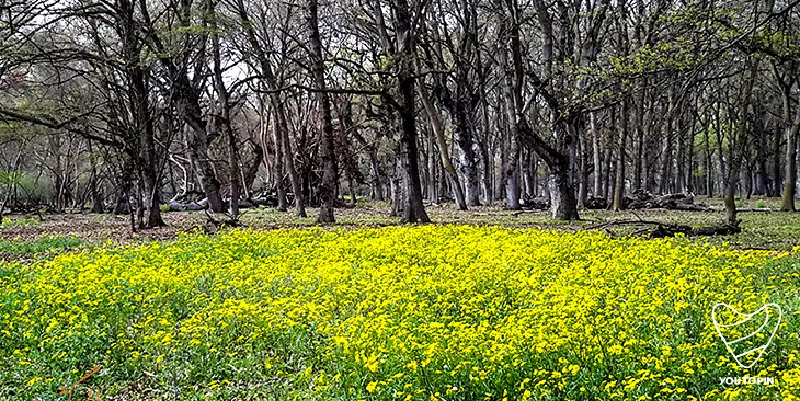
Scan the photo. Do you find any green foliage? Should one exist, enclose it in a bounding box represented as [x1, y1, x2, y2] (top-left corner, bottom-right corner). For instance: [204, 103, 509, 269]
[0, 235, 82, 255]
[0, 170, 23, 186]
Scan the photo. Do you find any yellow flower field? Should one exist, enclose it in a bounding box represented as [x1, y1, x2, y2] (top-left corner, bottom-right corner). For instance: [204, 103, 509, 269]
[1, 226, 799, 400]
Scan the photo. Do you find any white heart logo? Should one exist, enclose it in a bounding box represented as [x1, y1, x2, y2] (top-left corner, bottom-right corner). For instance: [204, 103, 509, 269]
[711, 303, 782, 369]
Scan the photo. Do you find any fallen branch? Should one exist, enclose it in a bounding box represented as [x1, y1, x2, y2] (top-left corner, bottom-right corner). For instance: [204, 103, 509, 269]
[205, 209, 240, 229]
[512, 209, 547, 216]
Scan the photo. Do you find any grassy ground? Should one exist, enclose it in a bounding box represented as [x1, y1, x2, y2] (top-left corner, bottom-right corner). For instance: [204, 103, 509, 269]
[1, 196, 799, 253]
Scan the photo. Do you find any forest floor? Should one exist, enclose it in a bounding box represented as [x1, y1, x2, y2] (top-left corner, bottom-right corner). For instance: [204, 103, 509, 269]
[1, 196, 799, 262]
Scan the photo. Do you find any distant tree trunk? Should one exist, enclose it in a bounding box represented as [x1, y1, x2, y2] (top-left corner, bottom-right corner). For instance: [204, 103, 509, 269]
[265, 95, 288, 212]
[773, 124, 782, 197]
[704, 118, 714, 196]
[659, 93, 675, 194]
[210, 3, 240, 219]
[753, 105, 768, 196]
[418, 77, 467, 209]
[390, 140, 403, 216]
[634, 80, 645, 191]
[577, 127, 588, 209]
[676, 116, 686, 194]
[613, 99, 628, 210]
[726, 59, 758, 225]
[602, 128, 613, 200]
[234, 0, 305, 217]
[478, 140, 492, 204]
[242, 141, 263, 199]
[307, 0, 337, 223]
[88, 141, 105, 213]
[427, 132, 437, 202]
[591, 112, 602, 197]
[497, 11, 520, 210]
[450, 65, 481, 206]
[686, 126, 695, 194]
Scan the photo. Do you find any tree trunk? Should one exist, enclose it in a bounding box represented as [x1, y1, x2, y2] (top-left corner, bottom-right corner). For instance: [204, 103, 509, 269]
[591, 112, 602, 196]
[549, 165, 579, 220]
[307, 0, 337, 223]
[265, 96, 288, 212]
[613, 98, 628, 211]
[781, 82, 800, 211]
[398, 64, 430, 222]
[209, 5, 240, 220]
[418, 77, 468, 209]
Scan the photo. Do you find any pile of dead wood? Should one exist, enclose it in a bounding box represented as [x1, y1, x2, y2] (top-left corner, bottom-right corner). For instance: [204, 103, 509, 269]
[588, 218, 743, 238]
[521, 191, 712, 211]
[521, 196, 550, 210]
[622, 190, 712, 211]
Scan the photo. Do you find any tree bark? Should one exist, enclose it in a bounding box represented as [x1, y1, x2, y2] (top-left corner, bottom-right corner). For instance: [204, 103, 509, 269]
[781, 77, 800, 212]
[418, 76, 468, 209]
[613, 98, 628, 211]
[307, 0, 338, 223]
[395, 0, 430, 223]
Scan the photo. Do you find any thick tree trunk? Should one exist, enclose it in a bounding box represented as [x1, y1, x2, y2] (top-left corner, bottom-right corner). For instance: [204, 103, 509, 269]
[210, 8, 240, 220]
[781, 93, 800, 212]
[307, 0, 337, 223]
[397, 5, 430, 222]
[549, 166, 579, 220]
[398, 69, 430, 223]
[122, 0, 164, 228]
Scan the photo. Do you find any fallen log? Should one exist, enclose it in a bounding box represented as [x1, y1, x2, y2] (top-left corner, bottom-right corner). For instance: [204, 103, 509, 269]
[588, 219, 742, 238]
[521, 196, 550, 210]
[664, 202, 713, 212]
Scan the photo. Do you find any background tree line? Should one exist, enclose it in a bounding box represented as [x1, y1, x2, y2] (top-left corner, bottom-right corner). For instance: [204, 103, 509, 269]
[1, 0, 799, 228]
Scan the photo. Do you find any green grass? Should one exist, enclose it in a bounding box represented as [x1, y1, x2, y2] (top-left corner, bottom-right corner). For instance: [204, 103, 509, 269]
[0, 236, 83, 256]
[234, 201, 800, 250]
